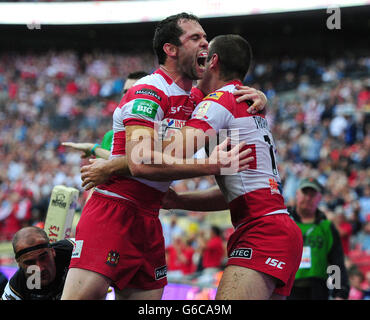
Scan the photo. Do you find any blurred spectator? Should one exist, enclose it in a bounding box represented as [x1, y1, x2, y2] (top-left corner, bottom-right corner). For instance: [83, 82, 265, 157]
[363, 271, 370, 300]
[0, 190, 32, 241]
[348, 269, 365, 300]
[358, 185, 370, 224]
[332, 208, 353, 256]
[162, 215, 184, 248]
[355, 219, 370, 252]
[198, 226, 225, 272]
[166, 236, 196, 279]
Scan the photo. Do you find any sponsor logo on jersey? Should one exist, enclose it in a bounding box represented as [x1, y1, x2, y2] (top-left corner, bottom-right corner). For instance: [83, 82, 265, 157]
[155, 265, 167, 280]
[71, 240, 83, 258]
[135, 88, 162, 101]
[269, 178, 280, 195]
[205, 91, 224, 100]
[229, 248, 253, 259]
[193, 101, 211, 119]
[132, 99, 160, 119]
[106, 250, 120, 266]
[165, 118, 186, 129]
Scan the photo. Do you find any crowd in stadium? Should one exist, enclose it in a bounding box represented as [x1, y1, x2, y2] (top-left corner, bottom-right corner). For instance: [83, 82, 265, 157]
[0, 50, 369, 298]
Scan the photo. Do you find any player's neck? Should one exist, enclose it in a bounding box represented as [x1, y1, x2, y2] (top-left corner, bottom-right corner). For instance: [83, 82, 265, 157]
[201, 77, 226, 95]
[159, 65, 193, 92]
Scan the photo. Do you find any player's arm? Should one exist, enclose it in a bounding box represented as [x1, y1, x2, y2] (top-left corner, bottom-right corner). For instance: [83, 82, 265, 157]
[196, 78, 267, 114]
[161, 186, 228, 211]
[233, 85, 267, 114]
[62, 142, 110, 160]
[126, 125, 251, 181]
[81, 156, 130, 190]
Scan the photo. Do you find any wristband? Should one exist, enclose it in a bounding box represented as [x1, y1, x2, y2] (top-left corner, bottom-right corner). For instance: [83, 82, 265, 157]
[91, 143, 100, 156]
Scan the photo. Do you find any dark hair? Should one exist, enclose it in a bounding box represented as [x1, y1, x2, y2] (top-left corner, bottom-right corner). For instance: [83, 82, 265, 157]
[207, 34, 252, 81]
[211, 225, 222, 237]
[153, 12, 200, 65]
[127, 71, 148, 80]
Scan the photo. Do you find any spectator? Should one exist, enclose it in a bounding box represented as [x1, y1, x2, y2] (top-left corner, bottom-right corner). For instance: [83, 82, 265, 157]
[363, 271, 370, 300]
[288, 177, 350, 300]
[166, 236, 196, 279]
[332, 208, 353, 256]
[358, 185, 370, 224]
[348, 269, 365, 300]
[355, 219, 370, 252]
[199, 226, 226, 272]
[162, 215, 184, 248]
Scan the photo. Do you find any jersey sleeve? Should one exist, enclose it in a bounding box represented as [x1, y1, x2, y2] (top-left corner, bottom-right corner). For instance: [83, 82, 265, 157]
[1, 279, 22, 300]
[120, 84, 168, 128]
[186, 93, 233, 135]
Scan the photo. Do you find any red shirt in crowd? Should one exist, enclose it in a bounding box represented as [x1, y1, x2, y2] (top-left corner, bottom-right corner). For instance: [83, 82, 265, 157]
[202, 235, 225, 269]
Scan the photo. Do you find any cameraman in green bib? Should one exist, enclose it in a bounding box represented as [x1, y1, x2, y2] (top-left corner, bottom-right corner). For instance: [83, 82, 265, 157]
[288, 177, 350, 300]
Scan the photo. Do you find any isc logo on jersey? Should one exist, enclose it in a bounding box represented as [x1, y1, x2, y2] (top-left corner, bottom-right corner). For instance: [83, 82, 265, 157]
[132, 99, 159, 119]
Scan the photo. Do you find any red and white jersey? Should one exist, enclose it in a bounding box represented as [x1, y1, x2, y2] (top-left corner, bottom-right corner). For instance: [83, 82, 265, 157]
[95, 69, 203, 209]
[186, 80, 288, 228]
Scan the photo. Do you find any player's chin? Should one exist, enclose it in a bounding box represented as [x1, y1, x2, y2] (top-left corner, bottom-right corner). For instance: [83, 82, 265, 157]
[195, 64, 206, 78]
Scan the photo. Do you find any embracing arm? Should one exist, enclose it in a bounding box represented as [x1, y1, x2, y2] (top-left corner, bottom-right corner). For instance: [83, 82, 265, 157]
[126, 125, 251, 181]
[161, 186, 228, 212]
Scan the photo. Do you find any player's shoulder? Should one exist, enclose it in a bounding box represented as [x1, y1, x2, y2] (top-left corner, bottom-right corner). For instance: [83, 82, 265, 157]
[125, 72, 170, 105]
[203, 83, 236, 103]
[201, 86, 235, 114]
[2, 270, 24, 300]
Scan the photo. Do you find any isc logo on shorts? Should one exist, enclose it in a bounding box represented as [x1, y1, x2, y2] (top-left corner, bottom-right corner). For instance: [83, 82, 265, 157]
[229, 248, 252, 259]
[155, 265, 167, 280]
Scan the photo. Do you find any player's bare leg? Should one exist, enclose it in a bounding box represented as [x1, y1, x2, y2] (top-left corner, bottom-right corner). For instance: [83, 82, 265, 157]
[115, 287, 164, 300]
[215, 265, 277, 300]
[61, 268, 111, 300]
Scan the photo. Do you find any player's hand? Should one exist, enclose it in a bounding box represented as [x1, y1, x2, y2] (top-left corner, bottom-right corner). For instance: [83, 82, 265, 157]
[233, 85, 267, 114]
[80, 158, 110, 190]
[161, 187, 180, 210]
[209, 138, 254, 175]
[62, 142, 94, 159]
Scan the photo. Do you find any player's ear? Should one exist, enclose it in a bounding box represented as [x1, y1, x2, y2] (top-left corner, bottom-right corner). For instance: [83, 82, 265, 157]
[209, 53, 219, 69]
[163, 43, 178, 58]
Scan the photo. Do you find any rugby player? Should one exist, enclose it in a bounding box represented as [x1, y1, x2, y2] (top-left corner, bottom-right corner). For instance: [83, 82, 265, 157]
[162, 35, 303, 299]
[2, 227, 74, 300]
